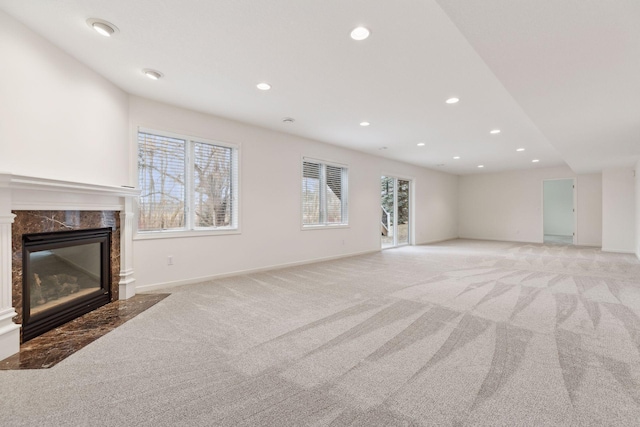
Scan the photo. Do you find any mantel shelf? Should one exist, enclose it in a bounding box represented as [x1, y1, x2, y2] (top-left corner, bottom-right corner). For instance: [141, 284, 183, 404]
[0, 173, 139, 198]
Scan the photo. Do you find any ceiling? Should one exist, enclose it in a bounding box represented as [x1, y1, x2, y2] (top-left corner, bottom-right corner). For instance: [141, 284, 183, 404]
[1, 0, 637, 175]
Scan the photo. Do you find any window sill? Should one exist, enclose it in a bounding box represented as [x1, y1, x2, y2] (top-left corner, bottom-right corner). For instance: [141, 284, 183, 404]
[301, 224, 350, 231]
[134, 228, 241, 241]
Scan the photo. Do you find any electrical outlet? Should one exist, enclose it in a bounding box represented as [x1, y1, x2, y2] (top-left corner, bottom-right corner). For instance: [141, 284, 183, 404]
[167, 255, 173, 266]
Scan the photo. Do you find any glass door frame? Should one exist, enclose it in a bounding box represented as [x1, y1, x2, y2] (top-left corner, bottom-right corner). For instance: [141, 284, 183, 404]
[380, 175, 413, 249]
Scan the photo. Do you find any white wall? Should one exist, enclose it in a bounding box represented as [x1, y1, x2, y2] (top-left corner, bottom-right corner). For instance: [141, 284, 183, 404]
[130, 96, 459, 290]
[0, 9, 458, 293]
[543, 179, 574, 236]
[576, 173, 604, 247]
[602, 166, 636, 253]
[0, 10, 129, 187]
[458, 166, 602, 246]
[636, 159, 640, 259]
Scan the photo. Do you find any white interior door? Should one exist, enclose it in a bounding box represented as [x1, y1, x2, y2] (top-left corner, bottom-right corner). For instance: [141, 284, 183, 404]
[543, 179, 575, 244]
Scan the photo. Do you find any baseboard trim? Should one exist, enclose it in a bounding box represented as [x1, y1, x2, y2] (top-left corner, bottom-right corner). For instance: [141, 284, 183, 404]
[459, 235, 603, 248]
[136, 248, 381, 293]
[576, 242, 602, 248]
[457, 236, 543, 244]
[416, 237, 459, 245]
[602, 247, 636, 254]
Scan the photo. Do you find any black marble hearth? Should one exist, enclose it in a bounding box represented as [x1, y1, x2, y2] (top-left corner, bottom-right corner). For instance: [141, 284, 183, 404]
[0, 293, 169, 370]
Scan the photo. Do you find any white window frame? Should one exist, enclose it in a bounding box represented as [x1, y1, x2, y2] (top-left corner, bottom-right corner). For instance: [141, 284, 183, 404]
[301, 156, 349, 230]
[135, 127, 241, 240]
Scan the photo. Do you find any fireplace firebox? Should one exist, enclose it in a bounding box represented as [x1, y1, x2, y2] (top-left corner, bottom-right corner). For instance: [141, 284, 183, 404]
[22, 228, 112, 341]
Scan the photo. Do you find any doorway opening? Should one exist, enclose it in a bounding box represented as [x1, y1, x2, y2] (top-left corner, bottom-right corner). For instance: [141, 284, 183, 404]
[381, 176, 410, 249]
[543, 178, 576, 245]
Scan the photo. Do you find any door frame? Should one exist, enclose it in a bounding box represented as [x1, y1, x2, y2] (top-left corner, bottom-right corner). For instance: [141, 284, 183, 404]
[542, 178, 577, 245]
[380, 173, 414, 249]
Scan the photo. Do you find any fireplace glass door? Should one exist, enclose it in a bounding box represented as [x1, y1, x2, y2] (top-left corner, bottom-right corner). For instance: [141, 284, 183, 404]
[29, 242, 102, 315]
[22, 228, 111, 341]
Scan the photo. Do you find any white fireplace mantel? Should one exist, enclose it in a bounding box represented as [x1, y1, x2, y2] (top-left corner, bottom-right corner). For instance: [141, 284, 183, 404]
[0, 172, 139, 361]
[0, 173, 138, 210]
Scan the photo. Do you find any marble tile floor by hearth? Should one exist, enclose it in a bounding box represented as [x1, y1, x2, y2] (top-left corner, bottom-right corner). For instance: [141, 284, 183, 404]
[0, 293, 169, 370]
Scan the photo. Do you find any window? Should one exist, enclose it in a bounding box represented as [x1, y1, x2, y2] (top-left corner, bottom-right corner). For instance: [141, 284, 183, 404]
[137, 129, 239, 233]
[302, 159, 348, 227]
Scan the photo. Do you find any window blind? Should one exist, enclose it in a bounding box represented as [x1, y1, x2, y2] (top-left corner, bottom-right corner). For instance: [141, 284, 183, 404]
[325, 165, 344, 224]
[193, 142, 238, 228]
[138, 132, 186, 231]
[302, 159, 348, 226]
[302, 161, 321, 225]
[137, 130, 239, 233]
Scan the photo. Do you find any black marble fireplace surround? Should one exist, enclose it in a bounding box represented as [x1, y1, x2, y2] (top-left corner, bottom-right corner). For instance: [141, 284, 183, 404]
[12, 210, 121, 343]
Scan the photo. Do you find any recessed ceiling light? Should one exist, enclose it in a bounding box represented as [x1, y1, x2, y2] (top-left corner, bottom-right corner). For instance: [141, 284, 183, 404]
[350, 27, 370, 41]
[417, 142, 425, 147]
[142, 69, 163, 80]
[256, 82, 271, 91]
[445, 97, 459, 104]
[282, 117, 295, 124]
[516, 148, 525, 152]
[490, 129, 501, 134]
[86, 18, 118, 37]
[453, 156, 460, 160]
[532, 159, 540, 163]
[360, 121, 370, 127]
[478, 165, 484, 168]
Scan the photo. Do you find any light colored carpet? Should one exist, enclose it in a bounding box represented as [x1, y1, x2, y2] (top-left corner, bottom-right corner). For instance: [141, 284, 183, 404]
[2, 239, 640, 426]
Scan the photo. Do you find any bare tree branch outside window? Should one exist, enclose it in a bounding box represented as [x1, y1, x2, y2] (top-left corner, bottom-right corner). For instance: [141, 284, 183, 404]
[138, 131, 238, 232]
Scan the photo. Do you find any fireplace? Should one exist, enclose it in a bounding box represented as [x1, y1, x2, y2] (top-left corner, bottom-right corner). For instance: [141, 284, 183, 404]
[10, 210, 123, 344]
[0, 173, 137, 361]
[22, 228, 112, 341]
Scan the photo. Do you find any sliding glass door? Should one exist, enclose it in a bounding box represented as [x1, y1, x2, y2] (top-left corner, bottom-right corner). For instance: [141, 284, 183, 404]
[381, 176, 410, 249]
